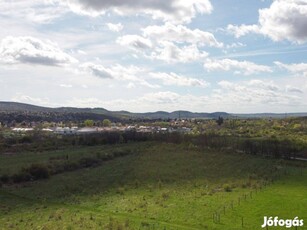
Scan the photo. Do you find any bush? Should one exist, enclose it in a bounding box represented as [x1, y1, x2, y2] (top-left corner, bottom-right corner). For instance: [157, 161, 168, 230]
[24, 164, 50, 180]
[100, 153, 114, 161]
[12, 171, 32, 183]
[223, 184, 232, 192]
[0, 174, 10, 183]
[79, 157, 100, 168]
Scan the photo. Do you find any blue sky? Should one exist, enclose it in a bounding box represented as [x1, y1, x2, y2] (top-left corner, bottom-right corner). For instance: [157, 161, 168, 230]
[0, 0, 307, 113]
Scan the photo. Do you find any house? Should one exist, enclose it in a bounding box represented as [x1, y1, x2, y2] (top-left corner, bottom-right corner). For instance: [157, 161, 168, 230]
[76, 127, 98, 134]
[54, 127, 77, 135]
[12, 128, 34, 132]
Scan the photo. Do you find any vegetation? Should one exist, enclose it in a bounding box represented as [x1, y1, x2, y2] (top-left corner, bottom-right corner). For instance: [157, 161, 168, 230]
[0, 143, 306, 229]
[0, 106, 306, 229]
[84, 119, 94, 127]
[103, 119, 112, 127]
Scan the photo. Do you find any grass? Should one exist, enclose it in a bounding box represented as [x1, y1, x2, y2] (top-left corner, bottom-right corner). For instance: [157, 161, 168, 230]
[0, 142, 306, 229]
[0, 143, 139, 176]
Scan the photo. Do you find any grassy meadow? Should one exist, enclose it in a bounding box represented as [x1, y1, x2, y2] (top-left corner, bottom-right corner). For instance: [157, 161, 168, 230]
[0, 142, 306, 229]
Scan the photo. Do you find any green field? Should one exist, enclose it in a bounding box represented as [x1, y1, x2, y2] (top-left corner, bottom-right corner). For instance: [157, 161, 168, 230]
[0, 142, 306, 229]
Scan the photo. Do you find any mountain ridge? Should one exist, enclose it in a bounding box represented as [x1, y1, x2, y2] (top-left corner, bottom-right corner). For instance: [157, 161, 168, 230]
[0, 101, 307, 121]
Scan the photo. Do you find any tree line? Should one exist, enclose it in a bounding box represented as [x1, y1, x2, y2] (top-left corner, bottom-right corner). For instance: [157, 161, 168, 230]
[1, 131, 306, 159]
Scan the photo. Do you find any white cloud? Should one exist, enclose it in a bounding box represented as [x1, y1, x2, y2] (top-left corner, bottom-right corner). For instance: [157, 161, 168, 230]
[117, 35, 152, 51]
[64, 92, 181, 111]
[150, 42, 208, 63]
[0, 36, 77, 66]
[62, 0, 213, 23]
[11, 94, 54, 106]
[150, 72, 209, 87]
[275, 61, 307, 77]
[140, 91, 181, 105]
[118, 23, 218, 63]
[286, 85, 304, 94]
[247, 79, 280, 91]
[143, 23, 223, 47]
[66, 79, 305, 112]
[258, 0, 307, 43]
[204, 58, 272, 75]
[81, 61, 209, 88]
[215, 79, 302, 110]
[227, 24, 260, 38]
[81, 62, 114, 79]
[106, 23, 123, 32]
[100, 91, 207, 112]
[126, 82, 136, 89]
[80, 62, 159, 88]
[227, 0, 307, 43]
[0, 1, 68, 24]
[225, 42, 246, 49]
[60, 84, 73, 88]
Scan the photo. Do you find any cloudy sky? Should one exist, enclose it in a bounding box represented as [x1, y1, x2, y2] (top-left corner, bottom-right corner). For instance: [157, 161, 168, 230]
[0, 0, 307, 113]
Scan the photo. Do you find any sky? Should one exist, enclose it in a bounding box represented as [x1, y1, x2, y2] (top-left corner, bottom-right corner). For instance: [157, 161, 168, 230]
[0, 0, 307, 113]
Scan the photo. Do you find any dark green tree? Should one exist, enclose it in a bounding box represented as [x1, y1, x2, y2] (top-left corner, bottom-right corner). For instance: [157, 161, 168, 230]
[216, 116, 224, 126]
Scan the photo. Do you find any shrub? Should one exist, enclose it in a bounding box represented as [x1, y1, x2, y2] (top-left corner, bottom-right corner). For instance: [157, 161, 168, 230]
[12, 171, 31, 183]
[79, 157, 100, 168]
[24, 164, 50, 180]
[100, 153, 114, 161]
[223, 184, 232, 192]
[0, 174, 10, 183]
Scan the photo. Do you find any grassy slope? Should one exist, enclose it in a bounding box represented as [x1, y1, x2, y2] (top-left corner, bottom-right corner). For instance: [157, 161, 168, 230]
[0, 143, 306, 229]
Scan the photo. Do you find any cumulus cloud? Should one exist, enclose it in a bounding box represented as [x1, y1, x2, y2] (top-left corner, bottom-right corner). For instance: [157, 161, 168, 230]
[81, 61, 210, 88]
[117, 35, 152, 51]
[203, 58, 272, 75]
[258, 0, 307, 43]
[0, 36, 77, 66]
[150, 72, 209, 87]
[62, 0, 213, 23]
[80, 62, 114, 79]
[275, 61, 307, 77]
[0, 1, 68, 24]
[80, 62, 159, 88]
[227, 0, 307, 43]
[117, 23, 221, 63]
[150, 42, 208, 63]
[227, 24, 260, 38]
[143, 23, 223, 47]
[286, 85, 304, 93]
[106, 23, 123, 32]
[247, 79, 280, 91]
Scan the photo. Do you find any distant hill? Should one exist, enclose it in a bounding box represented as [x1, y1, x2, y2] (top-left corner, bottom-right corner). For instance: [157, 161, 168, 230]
[0, 101, 231, 122]
[0, 102, 118, 123]
[131, 111, 231, 119]
[234, 113, 307, 118]
[0, 101, 306, 123]
[0, 101, 53, 112]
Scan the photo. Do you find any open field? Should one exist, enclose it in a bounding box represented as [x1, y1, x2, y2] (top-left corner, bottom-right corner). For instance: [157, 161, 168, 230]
[0, 142, 306, 229]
